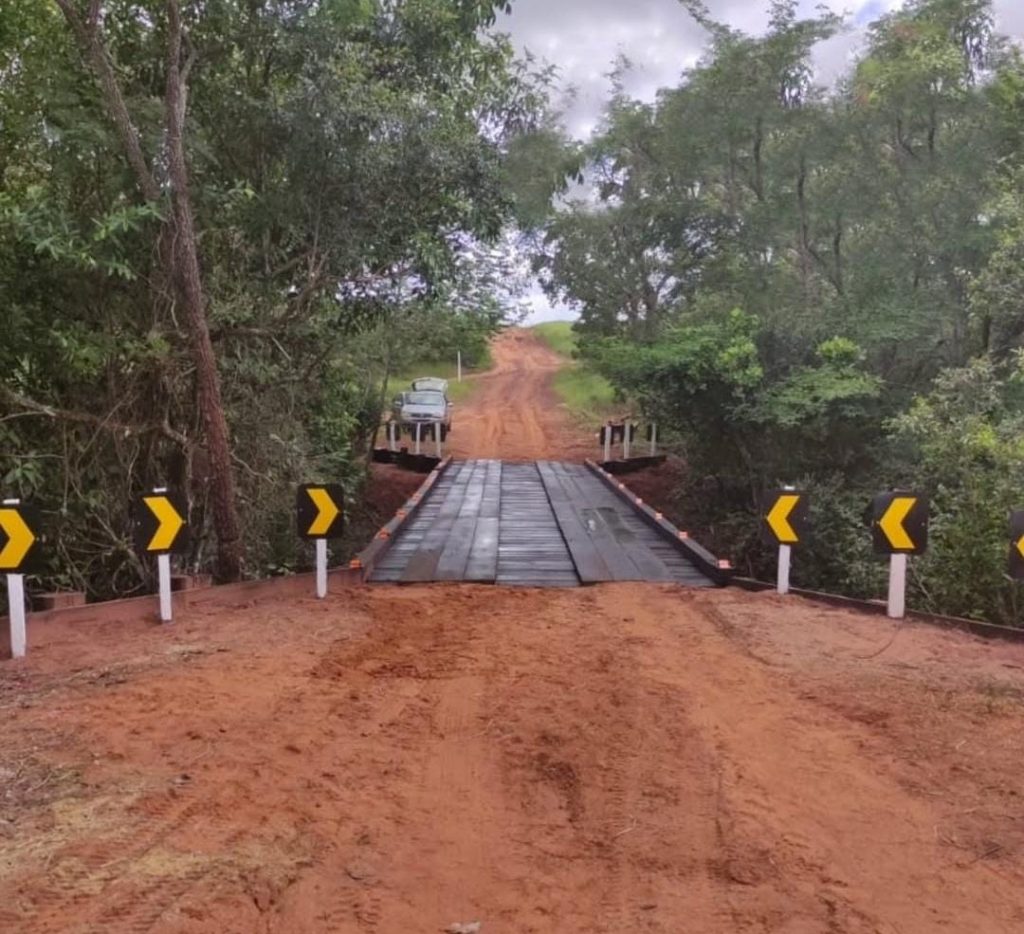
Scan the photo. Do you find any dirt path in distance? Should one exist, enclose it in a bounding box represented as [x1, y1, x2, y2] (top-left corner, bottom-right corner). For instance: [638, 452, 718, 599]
[447, 328, 595, 462]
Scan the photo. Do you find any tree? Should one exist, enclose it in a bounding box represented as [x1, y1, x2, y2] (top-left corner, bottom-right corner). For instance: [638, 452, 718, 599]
[1, 0, 546, 596]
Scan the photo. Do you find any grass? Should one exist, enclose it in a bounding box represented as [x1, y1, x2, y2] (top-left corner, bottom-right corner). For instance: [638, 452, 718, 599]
[529, 321, 619, 422]
[552, 366, 618, 423]
[531, 320, 577, 357]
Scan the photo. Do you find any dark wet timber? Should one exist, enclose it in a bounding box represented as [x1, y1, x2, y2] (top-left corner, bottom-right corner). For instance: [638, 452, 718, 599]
[369, 460, 713, 587]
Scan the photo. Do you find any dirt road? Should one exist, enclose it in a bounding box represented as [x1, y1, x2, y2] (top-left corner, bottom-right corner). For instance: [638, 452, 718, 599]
[447, 329, 594, 462]
[4, 330, 1024, 932]
[3, 584, 1024, 932]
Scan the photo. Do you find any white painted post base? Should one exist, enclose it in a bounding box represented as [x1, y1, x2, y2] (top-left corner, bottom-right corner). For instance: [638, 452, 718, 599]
[649, 423, 657, 457]
[414, 423, 422, 456]
[457, 351, 462, 383]
[603, 429, 611, 463]
[888, 553, 907, 619]
[623, 427, 631, 461]
[7, 573, 26, 658]
[316, 538, 327, 599]
[388, 421, 396, 453]
[435, 423, 443, 458]
[158, 553, 172, 623]
[777, 544, 791, 595]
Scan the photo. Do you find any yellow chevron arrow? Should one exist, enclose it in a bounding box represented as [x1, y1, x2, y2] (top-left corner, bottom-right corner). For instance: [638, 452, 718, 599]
[0, 508, 36, 570]
[879, 496, 916, 551]
[306, 487, 340, 537]
[767, 494, 801, 544]
[1016, 535, 1024, 561]
[143, 496, 184, 552]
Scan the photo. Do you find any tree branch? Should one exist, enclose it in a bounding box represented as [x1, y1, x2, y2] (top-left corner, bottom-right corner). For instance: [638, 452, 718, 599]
[54, 0, 161, 202]
[1, 386, 190, 448]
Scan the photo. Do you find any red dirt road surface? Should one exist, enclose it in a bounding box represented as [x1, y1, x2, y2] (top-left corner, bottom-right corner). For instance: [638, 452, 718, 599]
[447, 329, 595, 462]
[3, 329, 1024, 932]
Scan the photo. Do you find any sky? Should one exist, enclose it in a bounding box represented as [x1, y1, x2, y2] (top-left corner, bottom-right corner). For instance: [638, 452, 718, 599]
[498, 0, 1024, 323]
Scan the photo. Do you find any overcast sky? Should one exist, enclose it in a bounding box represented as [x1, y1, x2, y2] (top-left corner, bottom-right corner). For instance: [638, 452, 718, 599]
[498, 0, 1024, 322]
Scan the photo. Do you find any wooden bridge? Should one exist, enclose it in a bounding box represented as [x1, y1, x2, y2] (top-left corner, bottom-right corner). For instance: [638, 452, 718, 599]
[360, 460, 728, 588]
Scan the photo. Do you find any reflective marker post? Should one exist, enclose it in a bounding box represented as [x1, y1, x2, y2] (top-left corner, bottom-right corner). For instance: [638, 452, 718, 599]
[649, 423, 658, 457]
[1, 496, 38, 658]
[888, 553, 907, 619]
[777, 484, 794, 595]
[434, 422, 443, 458]
[870, 491, 927, 621]
[133, 486, 188, 626]
[2, 498, 26, 658]
[316, 538, 328, 599]
[623, 424, 631, 460]
[414, 423, 422, 456]
[457, 351, 462, 383]
[603, 425, 611, 463]
[763, 487, 808, 597]
[297, 484, 345, 601]
[153, 487, 173, 623]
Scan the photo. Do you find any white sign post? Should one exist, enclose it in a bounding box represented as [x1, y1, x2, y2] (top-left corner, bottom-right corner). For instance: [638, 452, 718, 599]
[777, 544, 791, 596]
[2, 497, 27, 658]
[888, 553, 907, 619]
[157, 553, 172, 622]
[649, 423, 658, 457]
[315, 538, 328, 599]
[457, 351, 462, 383]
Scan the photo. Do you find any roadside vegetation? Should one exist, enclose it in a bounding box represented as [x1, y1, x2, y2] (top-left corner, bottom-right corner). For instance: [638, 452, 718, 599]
[526, 0, 1024, 625]
[1, 1, 544, 597]
[531, 322, 618, 423]
[531, 321, 578, 357]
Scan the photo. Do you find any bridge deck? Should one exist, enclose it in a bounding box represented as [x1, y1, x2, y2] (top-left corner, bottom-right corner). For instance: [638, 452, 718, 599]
[369, 460, 713, 587]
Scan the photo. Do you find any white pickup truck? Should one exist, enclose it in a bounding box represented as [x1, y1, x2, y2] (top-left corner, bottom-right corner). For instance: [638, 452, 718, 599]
[392, 388, 453, 431]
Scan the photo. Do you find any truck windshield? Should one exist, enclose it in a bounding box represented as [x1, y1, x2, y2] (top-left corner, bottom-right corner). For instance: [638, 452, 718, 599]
[405, 392, 444, 405]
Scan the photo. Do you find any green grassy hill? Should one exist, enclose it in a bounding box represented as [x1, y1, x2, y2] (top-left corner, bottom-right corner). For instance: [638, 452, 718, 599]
[530, 321, 618, 422]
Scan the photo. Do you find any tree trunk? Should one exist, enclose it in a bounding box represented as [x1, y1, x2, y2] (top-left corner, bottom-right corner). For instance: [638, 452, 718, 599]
[56, 0, 243, 581]
[165, 0, 242, 580]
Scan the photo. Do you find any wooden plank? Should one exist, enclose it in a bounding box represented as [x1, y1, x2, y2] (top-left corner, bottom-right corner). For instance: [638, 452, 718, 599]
[464, 516, 499, 581]
[535, 461, 614, 583]
[400, 462, 476, 582]
[498, 463, 579, 586]
[548, 462, 641, 581]
[434, 516, 480, 581]
[594, 506, 675, 581]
